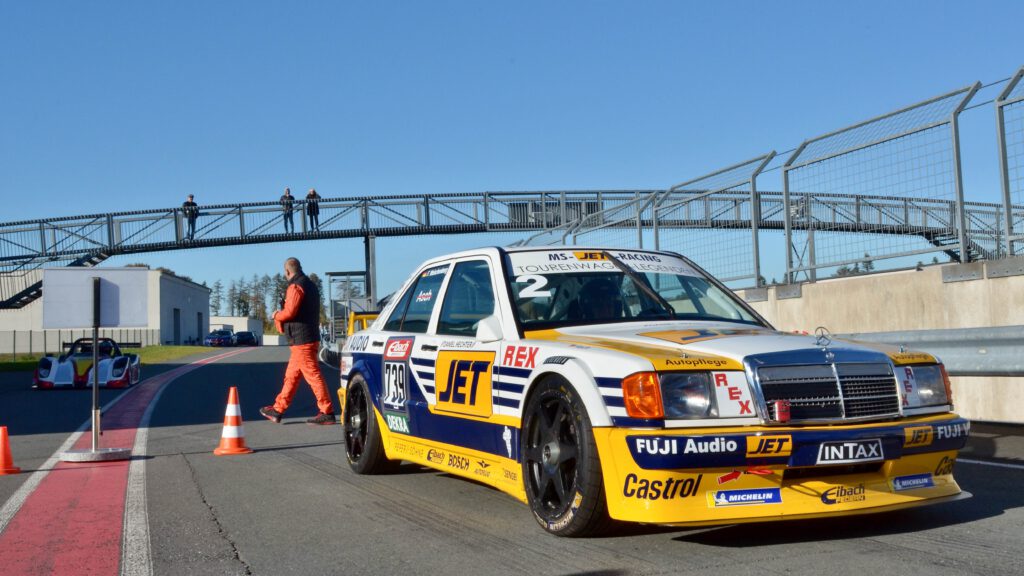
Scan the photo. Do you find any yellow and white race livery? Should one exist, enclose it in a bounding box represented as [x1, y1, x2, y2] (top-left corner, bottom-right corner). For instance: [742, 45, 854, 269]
[340, 247, 967, 536]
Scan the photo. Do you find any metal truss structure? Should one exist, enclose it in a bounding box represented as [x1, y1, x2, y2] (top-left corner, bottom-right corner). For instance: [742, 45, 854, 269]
[4, 66, 1024, 308]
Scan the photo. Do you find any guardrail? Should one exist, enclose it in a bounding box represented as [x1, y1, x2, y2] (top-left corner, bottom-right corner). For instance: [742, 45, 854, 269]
[841, 326, 1024, 377]
[0, 328, 161, 359]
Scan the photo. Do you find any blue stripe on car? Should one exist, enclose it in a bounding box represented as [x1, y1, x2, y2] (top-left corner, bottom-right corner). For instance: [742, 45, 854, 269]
[493, 366, 531, 379]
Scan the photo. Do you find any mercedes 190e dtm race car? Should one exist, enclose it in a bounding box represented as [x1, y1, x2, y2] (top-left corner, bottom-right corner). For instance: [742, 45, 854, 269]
[339, 247, 969, 536]
[33, 338, 141, 389]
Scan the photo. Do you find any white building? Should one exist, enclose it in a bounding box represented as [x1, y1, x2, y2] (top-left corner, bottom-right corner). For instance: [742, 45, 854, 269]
[0, 268, 211, 352]
[210, 315, 264, 338]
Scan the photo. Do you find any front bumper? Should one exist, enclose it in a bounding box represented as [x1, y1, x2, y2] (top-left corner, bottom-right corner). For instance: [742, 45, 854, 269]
[594, 414, 969, 526]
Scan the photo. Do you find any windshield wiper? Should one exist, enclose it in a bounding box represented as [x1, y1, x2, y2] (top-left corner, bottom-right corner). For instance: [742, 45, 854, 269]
[601, 251, 676, 320]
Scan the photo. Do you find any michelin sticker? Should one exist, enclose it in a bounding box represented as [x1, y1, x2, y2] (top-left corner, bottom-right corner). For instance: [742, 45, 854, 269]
[709, 488, 782, 507]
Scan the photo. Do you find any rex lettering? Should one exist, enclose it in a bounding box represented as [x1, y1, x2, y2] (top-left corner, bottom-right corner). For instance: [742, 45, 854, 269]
[502, 346, 538, 369]
[712, 372, 753, 417]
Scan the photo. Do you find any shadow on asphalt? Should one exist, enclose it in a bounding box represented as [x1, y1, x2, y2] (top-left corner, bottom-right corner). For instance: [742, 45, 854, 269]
[1, 354, 318, 437]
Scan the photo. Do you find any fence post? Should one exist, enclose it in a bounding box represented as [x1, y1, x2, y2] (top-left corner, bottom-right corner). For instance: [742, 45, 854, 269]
[996, 67, 1024, 257]
[951, 82, 981, 263]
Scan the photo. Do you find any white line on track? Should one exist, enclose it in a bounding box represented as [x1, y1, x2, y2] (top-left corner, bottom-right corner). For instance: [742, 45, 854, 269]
[958, 457, 1024, 471]
[120, 347, 252, 576]
[120, 370, 175, 576]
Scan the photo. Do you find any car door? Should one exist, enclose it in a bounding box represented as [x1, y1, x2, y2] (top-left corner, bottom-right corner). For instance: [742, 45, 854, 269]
[406, 256, 508, 461]
[375, 262, 451, 439]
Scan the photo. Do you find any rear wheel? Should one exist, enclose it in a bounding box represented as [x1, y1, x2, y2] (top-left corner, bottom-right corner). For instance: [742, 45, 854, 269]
[521, 376, 611, 537]
[344, 374, 398, 474]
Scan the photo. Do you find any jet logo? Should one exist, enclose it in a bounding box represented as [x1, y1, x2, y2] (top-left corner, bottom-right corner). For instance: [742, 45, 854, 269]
[746, 435, 792, 457]
[903, 426, 933, 448]
[433, 351, 495, 417]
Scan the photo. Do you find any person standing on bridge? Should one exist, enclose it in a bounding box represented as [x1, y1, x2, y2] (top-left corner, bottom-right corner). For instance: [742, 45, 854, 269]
[182, 194, 199, 241]
[260, 257, 335, 425]
[280, 187, 295, 233]
[305, 188, 321, 232]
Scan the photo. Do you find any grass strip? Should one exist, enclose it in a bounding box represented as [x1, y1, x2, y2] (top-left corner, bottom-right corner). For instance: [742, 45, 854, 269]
[0, 345, 212, 373]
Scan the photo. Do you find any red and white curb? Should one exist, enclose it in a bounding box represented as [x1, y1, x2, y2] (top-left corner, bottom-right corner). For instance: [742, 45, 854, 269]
[0, 347, 253, 576]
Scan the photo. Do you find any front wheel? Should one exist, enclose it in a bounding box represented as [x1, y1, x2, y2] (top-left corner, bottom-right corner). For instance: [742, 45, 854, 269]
[521, 376, 611, 537]
[344, 374, 398, 474]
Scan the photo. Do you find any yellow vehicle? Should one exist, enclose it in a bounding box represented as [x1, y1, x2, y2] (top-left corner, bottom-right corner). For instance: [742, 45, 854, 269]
[339, 247, 968, 536]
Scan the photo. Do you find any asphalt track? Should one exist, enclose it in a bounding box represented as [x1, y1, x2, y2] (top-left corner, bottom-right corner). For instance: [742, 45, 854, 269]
[1, 346, 1022, 576]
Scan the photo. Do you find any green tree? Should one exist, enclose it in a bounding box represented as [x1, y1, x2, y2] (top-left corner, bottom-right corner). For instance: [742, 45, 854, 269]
[862, 253, 875, 272]
[309, 272, 327, 324]
[226, 281, 239, 316]
[210, 280, 223, 316]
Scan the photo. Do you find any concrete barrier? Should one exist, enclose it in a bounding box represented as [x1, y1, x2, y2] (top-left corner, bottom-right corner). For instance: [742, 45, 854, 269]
[744, 262, 1024, 424]
[262, 334, 286, 346]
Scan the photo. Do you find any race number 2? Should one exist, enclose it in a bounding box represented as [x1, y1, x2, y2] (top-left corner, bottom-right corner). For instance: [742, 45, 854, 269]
[383, 361, 407, 411]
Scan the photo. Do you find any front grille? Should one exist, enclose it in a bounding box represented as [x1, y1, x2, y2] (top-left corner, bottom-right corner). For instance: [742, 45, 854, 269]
[783, 462, 883, 481]
[758, 363, 898, 422]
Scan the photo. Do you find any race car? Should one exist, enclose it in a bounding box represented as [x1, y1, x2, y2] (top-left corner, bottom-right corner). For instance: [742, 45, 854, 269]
[34, 338, 141, 390]
[339, 247, 969, 536]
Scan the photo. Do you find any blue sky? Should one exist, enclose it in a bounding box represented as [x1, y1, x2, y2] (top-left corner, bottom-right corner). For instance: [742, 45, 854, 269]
[2, 1, 1022, 295]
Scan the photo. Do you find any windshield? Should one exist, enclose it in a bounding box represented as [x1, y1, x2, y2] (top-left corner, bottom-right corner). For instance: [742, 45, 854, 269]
[506, 249, 762, 330]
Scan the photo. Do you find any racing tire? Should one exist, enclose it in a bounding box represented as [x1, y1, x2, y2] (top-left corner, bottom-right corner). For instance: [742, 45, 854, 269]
[344, 374, 398, 474]
[522, 375, 611, 537]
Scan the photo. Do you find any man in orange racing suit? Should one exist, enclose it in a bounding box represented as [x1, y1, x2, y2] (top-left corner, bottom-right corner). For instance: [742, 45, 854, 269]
[260, 257, 335, 425]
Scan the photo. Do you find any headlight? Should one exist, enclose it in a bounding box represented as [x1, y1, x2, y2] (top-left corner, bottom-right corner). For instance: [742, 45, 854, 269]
[660, 372, 717, 419]
[37, 358, 52, 378]
[621, 371, 718, 420]
[902, 364, 950, 408]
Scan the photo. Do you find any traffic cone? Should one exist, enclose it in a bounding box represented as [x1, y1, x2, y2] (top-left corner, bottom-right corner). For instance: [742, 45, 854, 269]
[1, 426, 21, 475]
[214, 387, 254, 456]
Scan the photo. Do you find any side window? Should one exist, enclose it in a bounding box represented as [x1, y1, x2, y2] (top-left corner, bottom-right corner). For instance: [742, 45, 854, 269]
[383, 265, 448, 333]
[437, 260, 495, 337]
[382, 287, 413, 332]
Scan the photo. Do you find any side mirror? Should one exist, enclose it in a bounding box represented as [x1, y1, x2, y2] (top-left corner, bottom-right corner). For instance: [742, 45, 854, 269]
[475, 314, 503, 343]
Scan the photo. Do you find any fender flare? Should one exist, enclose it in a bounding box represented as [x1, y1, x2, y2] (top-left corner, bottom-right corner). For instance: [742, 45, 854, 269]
[521, 358, 613, 427]
[347, 357, 379, 396]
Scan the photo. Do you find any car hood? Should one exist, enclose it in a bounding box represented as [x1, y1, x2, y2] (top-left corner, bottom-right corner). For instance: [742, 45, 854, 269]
[523, 321, 936, 367]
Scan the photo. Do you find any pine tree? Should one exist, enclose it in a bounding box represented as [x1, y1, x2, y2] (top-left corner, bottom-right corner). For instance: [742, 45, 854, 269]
[272, 273, 287, 310]
[235, 277, 250, 317]
[226, 281, 239, 316]
[211, 280, 224, 316]
[309, 273, 327, 324]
